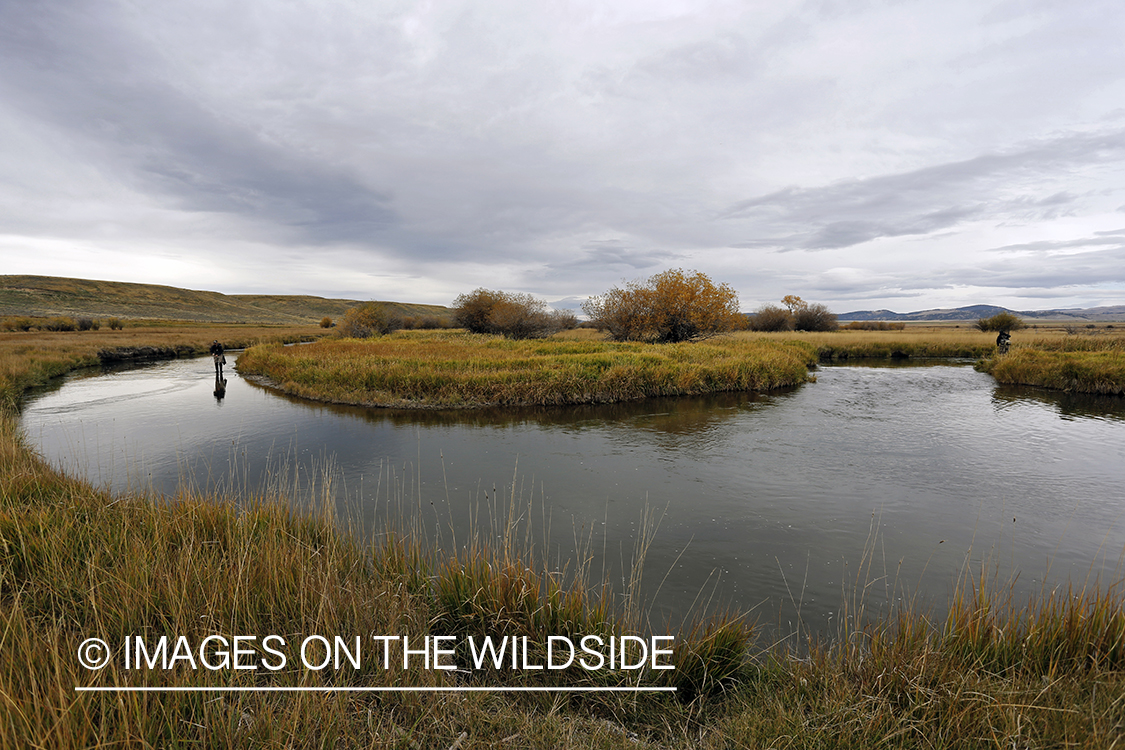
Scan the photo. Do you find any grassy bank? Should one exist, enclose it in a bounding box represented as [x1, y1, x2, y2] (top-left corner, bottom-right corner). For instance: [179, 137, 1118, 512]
[734, 327, 1026, 361]
[235, 331, 819, 408]
[3, 329, 1125, 747]
[978, 337, 1125, 395]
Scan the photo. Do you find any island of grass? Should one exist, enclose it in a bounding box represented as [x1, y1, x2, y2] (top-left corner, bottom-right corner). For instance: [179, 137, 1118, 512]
[235, 330, 820, 408]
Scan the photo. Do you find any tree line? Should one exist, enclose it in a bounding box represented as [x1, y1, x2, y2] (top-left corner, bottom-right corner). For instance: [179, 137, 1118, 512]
[337, 269, 839, 341]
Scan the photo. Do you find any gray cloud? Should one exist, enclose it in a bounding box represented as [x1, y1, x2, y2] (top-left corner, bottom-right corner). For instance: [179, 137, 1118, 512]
[0, 2, 397, 242]
[1, 0, 1124, 311]
[722, 130, 1125, 251]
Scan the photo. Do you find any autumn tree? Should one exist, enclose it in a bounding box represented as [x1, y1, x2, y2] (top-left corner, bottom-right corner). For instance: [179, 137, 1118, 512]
[749, 296, 837, 332]
[748, 304, 793, 332]
[793, 302, 838, 331]
[582, 269, 742, 343]
[452, 289, 506, 334]
[452, 288, 576, 339]
[782, 295, 807, 315]
[338, 302, 401, 338]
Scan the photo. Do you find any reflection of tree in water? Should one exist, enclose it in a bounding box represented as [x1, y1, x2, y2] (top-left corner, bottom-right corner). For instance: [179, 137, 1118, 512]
[992, 384, 1125, 423]
[257, 382, 795, 435]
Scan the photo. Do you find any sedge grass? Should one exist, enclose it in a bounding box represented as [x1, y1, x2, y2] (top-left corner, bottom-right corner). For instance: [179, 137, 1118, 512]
[979, 339, 1125, 395]
[235, 330, 818, 408]
[4, 329, 1125, 747]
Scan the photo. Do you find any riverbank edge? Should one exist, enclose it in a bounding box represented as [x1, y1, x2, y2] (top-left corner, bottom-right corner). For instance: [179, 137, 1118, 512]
[976, 347, 1125, 396]
[233, 334, 821, 410]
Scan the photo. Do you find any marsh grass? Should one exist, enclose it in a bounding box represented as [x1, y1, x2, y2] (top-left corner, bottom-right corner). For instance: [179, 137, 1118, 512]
[4, 328, 1125, 747]
[235, 330, 818, 408]
[980, 338, 1125, 395]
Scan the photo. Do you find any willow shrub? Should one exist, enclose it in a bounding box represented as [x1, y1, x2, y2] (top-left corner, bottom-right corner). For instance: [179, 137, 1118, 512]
[583, 269, 744, 343]
[452, 289, 575, 339]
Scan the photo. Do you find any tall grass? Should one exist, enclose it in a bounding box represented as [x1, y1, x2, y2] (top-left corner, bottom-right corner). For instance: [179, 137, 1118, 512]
[236, 330, 818, 408]
[978, 337, 1125, 395]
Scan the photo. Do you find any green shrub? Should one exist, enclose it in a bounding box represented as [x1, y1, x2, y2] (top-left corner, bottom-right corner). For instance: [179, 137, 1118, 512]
[976, 312, 1025, 332]
[76, 318, 99, 331]
[106, 318, 124, 330]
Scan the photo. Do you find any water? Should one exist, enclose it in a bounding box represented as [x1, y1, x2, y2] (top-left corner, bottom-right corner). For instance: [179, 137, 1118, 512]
[20, 354, 1125, 639]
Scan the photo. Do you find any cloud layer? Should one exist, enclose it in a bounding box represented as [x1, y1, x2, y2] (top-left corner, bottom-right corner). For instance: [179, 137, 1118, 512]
[2, 0, 1124, 311]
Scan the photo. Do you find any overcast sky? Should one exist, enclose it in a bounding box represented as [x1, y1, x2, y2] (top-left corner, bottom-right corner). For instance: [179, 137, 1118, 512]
[2, 1, 1124, 313]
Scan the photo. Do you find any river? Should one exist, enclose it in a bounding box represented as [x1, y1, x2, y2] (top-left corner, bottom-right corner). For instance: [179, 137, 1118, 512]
[21, 353, 1125, 640]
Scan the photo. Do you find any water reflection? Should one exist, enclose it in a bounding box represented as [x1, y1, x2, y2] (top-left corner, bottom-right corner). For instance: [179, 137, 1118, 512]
[993, 383, 1125, 423]
[260, 383, 788, 432]
[19, 356, 1125, 642]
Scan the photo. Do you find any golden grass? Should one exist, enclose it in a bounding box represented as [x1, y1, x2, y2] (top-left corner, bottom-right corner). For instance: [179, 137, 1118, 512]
[980, 342, 1125, 395]
[731, 325, 1112, 360]
[235, 330, 819, 408]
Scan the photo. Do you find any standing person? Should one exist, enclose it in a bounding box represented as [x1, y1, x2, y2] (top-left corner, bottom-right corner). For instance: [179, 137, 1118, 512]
[996, 330, 1011, 355]
[210, 340, 226, 376]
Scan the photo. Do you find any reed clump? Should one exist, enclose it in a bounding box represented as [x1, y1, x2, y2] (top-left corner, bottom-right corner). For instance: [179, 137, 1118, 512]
[235, 330, 818, 408]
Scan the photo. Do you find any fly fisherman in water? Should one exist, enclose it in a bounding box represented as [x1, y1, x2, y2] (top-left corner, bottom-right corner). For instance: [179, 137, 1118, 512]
[209, 340, 226, 377]
[996, 330, 1011, 355]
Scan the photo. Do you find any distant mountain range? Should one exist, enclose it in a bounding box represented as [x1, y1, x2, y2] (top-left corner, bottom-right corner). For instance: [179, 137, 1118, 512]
[837, 304, 1125, 322]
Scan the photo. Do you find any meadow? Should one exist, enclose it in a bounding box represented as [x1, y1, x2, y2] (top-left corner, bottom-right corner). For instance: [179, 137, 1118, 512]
[234, 324, 1125, 409]
[3, 323, 1124, 747]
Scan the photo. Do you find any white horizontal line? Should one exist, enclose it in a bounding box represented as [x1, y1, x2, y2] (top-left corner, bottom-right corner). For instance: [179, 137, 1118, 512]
[75, 686, 676, 693]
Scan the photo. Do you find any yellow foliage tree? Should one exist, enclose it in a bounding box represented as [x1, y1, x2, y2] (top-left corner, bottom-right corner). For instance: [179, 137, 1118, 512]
[583, 269, 742, 343]
[781, 295, 807, 315]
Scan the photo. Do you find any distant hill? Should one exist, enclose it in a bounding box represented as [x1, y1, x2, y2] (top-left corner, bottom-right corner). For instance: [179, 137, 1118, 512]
[0, 275, 453, 324]
[838, 304, 1125, 322]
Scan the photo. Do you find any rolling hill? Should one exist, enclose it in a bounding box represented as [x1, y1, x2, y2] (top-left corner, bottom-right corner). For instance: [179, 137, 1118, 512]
[0, 275, 452, 325]
[837, 304, 1125, 322]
